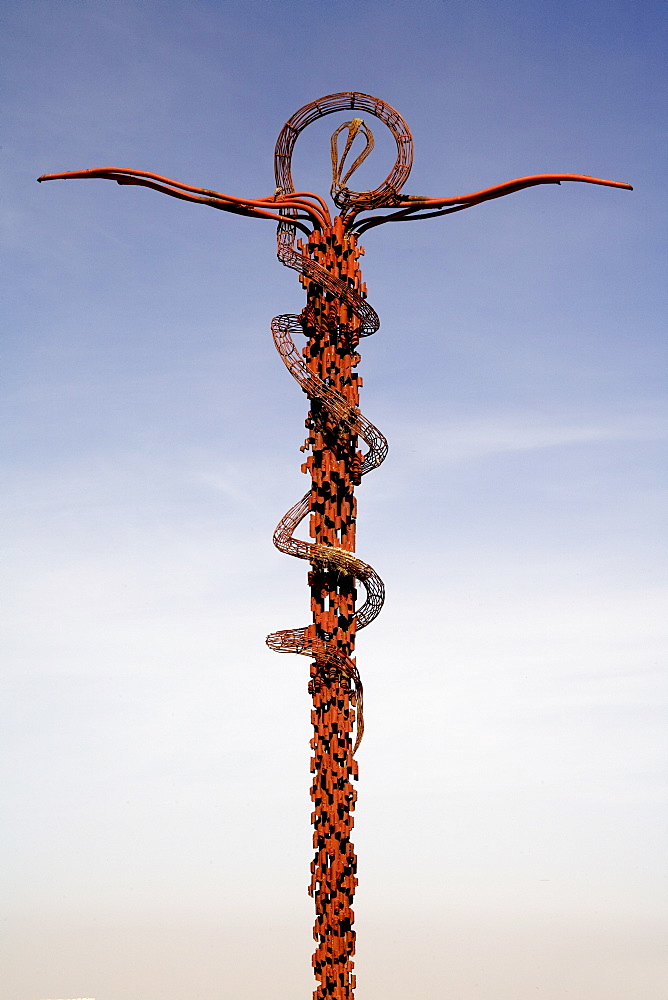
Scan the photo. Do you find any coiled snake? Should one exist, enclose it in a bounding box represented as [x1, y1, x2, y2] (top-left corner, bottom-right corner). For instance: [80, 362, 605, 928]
[265, 223, 388, 753]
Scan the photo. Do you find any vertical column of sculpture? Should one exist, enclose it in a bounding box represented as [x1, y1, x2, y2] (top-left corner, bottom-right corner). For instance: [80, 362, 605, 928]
[299, 219, 365, 999]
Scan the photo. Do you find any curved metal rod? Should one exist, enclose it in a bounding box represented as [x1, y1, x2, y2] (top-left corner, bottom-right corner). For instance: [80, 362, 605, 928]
[350, 171, 632, 235]
[275, 91, 414, 214]
[38, 167, 330, 233]
[403, 171, 633, 206]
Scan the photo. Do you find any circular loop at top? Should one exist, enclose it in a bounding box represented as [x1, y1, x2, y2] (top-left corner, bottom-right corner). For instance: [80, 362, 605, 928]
[274, 92, 414, 212]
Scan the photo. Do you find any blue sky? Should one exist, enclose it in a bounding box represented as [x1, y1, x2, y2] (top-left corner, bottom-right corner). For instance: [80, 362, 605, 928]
[2, 1, 666, 998]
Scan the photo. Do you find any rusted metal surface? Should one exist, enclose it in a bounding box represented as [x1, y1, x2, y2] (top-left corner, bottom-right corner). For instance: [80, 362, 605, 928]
[267, 219, 380, 995]
[39, 92, 631, 1000]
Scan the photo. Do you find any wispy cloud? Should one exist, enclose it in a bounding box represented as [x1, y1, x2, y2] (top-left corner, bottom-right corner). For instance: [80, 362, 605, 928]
[393, 409, 666, 466]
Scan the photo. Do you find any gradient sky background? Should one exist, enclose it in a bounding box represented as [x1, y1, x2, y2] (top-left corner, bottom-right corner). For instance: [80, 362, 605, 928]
[2, 1, 666, 997]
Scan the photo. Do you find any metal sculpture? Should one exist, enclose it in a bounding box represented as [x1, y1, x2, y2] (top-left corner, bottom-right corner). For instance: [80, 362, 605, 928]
[39, 92, 631, 999]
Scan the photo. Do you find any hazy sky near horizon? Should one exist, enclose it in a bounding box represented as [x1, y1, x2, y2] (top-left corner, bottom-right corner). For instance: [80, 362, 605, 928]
[2, 1, 666, 998]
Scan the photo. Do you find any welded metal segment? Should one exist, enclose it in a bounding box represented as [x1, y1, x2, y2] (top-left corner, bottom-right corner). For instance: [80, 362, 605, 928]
[267, 217, 382, 995]
[38, 92, 631, 1000]
[274, 91, 414, 213]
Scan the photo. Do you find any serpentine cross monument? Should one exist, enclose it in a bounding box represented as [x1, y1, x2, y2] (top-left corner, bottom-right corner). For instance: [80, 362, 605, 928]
[39, 92, 631, 999]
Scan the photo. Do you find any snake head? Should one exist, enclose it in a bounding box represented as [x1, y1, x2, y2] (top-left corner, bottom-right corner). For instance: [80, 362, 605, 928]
[330, 118, 375, 209]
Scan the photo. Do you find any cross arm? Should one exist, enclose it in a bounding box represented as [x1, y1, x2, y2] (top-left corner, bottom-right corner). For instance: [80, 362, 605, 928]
[37, 166, 331, 234]
[351, 172, 632, 235]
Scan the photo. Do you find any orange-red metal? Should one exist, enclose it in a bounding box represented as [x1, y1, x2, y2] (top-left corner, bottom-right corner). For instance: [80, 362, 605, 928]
[267, 220, 383, 996]
[38, 92, 631, 1000]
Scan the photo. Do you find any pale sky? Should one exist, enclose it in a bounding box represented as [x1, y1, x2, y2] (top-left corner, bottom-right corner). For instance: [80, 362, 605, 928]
[2, 1, 666, 998]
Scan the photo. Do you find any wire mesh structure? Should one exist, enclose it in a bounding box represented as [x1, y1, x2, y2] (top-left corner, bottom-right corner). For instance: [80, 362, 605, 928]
[39, 92, 631, 999]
